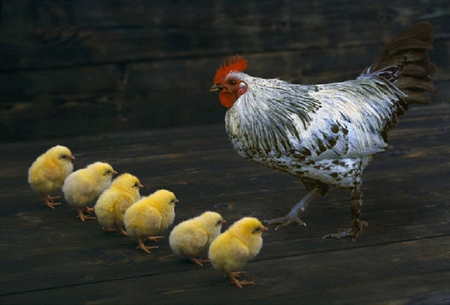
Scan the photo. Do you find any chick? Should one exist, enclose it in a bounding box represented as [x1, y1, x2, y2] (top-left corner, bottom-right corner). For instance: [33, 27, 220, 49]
[124, 189, 178, 254]
[95, 173, 143, 236]
[62, 162, 117, 222]
[169, 211, 225, 266]
[208, 217, 268, 289]
[28, 145, 75, 209]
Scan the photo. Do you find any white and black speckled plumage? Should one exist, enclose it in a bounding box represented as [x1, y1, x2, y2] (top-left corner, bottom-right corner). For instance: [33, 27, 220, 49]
[214, 22, 437, 241]
[226, 74, 407, 189]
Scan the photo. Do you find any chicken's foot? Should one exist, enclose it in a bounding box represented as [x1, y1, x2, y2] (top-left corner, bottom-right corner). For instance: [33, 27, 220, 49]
[322, 188, 368, 242]
[136, 236, 159, 254]
[263, 188, 320, 230]
[188, 256, 210, 267]
[42, 194, 61, 209]
[76, 207, 96, 222]
[227, 271, 254, 289]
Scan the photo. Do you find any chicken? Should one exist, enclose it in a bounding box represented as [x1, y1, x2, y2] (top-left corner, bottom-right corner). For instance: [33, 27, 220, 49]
[94, 173, 143, 236]
[28, 145, 75, 209]
[169, 211, 225, 266]
[210, 22, 437, 242]
[124, 189, 178, 254]
[62, 162, 117, 222]
[208, 217, 267, 289]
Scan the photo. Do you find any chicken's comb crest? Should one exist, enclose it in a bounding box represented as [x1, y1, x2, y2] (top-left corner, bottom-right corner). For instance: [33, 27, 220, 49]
[214, 55, 248, 84]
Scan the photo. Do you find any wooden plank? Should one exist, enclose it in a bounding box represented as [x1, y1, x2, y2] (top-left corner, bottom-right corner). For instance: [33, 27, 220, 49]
[0, 104, 449, 304]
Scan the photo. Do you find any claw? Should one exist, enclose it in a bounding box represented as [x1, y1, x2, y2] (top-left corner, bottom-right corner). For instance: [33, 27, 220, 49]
[322, 221, 368, 243]
[264, 216, 306, 231]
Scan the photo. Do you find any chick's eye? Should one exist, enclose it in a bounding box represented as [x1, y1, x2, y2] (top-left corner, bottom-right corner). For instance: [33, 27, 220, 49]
[253, 227, 262, 234]
[133, 182, 139, 187]
[105, 170, 111, 175]
[216, 220, 222, 226]
[60, 155, 68, 159]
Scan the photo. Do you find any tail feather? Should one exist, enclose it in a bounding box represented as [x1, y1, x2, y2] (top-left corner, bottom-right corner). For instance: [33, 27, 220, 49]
[366, 22, 437, 105]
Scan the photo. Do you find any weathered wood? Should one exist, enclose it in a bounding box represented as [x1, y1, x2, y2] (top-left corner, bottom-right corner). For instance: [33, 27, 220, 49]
[1, 1, 449, 141]
[0, 104, 449, 304]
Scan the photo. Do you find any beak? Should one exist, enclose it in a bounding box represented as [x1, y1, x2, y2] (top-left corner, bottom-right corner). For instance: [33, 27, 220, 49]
[210, 84, 222, 92]
[221, 219, 226, 224]
[70, 155, 76, 161]
[112, 170, 118, 175]
[261, 226, 268, 232]
[139, 183, 144, 188]
[174, 199, 179, 204]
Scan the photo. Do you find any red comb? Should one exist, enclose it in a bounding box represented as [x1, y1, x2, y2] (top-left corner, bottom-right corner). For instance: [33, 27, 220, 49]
[214, 55, 248, 84]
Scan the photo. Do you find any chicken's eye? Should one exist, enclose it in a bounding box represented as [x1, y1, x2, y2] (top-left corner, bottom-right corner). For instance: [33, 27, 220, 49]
[105, 170, 111, 175]
[253, 227, 262, 234]
[216, 220, 222, 226]
[133, 182, 139, 187]
[228, 79, 236, 86]
[60, 155, 68, 159]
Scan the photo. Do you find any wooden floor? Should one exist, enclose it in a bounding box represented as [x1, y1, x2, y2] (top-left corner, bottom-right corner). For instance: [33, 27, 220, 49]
[1, 103, 449, 305]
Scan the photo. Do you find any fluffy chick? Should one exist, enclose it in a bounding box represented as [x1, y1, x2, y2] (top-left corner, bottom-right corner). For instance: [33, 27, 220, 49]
[62, 162, 117, 222]
[208, 217, 267, 289]
[169, 211, 225, 266]
[124, 189, 178, 254]
[95, 173, 143, 236]
[28, 145, 75, 209]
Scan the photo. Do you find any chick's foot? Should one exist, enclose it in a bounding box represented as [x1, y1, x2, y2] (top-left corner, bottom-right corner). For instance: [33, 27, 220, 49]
[136, 236, 159, 254]
[42, 195, 62, 209]
[146, 236, 164, 243]
[227, 271, 254, 289]
[76, 208, 96, 222]
[188, 256, 210, 267]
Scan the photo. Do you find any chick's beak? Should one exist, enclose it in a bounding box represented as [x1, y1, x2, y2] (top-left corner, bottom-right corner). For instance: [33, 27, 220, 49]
[69, 155, 76, 161]
[210, 84, 222, 92]
[139, 183, 144, 188]
[261, 226, 268, 232]
[221, 219, 226, 224]
[112, 170, 118, 175]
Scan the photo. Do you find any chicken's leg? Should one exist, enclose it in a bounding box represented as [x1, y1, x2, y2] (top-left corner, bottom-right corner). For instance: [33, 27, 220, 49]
[135, 236, 159, 254]
[322, 187, 368, 242]
[76, 207, 96, 222]
[42, 194, 61, 209]
[263, 188, 320, 230]
[188, 256, 210, 267]
[227, 271, 254, 289]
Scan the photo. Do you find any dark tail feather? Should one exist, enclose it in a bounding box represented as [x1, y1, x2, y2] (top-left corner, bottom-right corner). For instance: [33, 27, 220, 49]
[364, 22, 437, 105]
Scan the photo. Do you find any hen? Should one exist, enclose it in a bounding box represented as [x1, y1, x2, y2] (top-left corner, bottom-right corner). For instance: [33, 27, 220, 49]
[210, 22, 437, 242]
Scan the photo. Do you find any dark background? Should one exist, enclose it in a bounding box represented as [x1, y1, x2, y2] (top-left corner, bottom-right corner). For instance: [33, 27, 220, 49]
[1, 0, 449, 142]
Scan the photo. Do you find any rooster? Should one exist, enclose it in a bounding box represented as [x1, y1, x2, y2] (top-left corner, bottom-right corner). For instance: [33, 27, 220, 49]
[210, 22, 437, 242]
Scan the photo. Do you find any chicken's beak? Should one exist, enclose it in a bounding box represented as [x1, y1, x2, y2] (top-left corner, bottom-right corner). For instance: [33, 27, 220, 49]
[69, 155, 76, 161]
[221, 219, 226, 224]
[261, 226, 268, 232]
[112, 170, 118, 175]
[210, 84, 222, 92]
[139, 183, 144, 188]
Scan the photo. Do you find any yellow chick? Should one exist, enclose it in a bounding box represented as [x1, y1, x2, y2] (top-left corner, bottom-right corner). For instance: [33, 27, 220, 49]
[169, 211, 225, 266]
[124, 189, 178, 254]
[208, 217, 268, 289]
[94, 173, 143, 236]
[28, 145, 75, 209]
[62, 162, 117, 222]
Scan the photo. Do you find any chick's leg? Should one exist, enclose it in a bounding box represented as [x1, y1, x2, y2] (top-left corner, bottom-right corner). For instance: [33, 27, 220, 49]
[188, 256, 210, 267]
[76, 207, 96, 222]
[264, 188, 320, 230]
[322, 187, 368, 243]
[135, 236, 159, 254]
[227, 271, 254, 289]
[42, 194, 62, 209]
